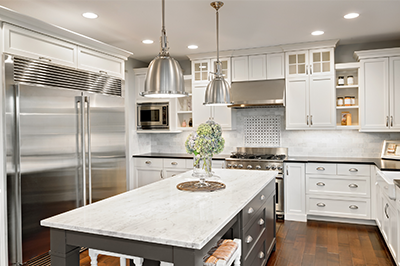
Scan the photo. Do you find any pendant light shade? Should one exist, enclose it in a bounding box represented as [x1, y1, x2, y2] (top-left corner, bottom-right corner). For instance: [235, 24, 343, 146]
[141, 0, 187, 98]
[204, 1, 232, 106]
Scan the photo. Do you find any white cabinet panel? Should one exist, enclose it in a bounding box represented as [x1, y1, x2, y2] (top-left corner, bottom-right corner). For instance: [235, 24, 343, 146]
[212, 105, 232, 130]
[136, 168, 164, 187]
[306, 175, 369, 197]
[308, 76, 335, 129]
[267, 53, 284, 79]
[4, 23, 77, 68]
[248, 55, 266, 81]
[78, 47, 125, 79]
[285, 78, 309, 129]
[336, 164, 370, 176]
[284, 163, 306, 222]
[192, 86, 212, 128]
[306, 163, 336, 175]
[390, 56, 400, 130]
[360, 58, 389, 131]
[232, 56, 249, 82]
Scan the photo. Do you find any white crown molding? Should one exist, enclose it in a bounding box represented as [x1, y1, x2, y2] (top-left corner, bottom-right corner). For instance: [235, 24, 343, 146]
[335, 62, 360, 70]
[187, 39, 339, 61]
[0, 6, 133, 59]
[133, 68, 148, 74]
[354, 47, 400, 61]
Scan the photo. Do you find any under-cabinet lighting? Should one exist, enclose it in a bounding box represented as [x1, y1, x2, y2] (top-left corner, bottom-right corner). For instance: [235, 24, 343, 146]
[188, 45, 198, 49]
[82, 12, 98, 19]
[142, 40, 154, 44]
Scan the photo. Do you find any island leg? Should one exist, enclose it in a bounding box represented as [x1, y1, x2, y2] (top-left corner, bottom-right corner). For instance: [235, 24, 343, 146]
[173, 247, 203, 266]
[50, 229, 80, 266]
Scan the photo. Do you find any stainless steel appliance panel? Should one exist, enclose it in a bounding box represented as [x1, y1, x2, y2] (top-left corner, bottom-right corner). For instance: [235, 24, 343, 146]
[137, 102, 169, 130]
[85, 92, 126, 203]
[6, 84, 81, 263]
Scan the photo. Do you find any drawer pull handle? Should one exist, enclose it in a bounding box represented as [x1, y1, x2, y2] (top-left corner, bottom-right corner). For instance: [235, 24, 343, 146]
[99, 70, 108, 75]
[384, 186, 388, 190]
[246, 235, 253, 244]
[172, 174, 177, 177]
[145, 161, 152, 164]
[349, 183, 358, 188]
[349, 205, 358, 210]
[349, 168, 358, 172]
[260, 195, 266, 201]
[259, 251, 265, 259]
[317, 202, 326, 207]
[316, 182, 325, 187]
[39, 56, 52, 62]
[247, 207, 254, 214]
[171, 162, 178, 165]
[384, 203, 389, 219]
[316, 167, 325, 171]
[258, 218, 265, 226]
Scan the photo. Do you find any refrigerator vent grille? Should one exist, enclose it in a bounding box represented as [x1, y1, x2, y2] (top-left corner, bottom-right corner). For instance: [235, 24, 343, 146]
[13, 57, 122, 96]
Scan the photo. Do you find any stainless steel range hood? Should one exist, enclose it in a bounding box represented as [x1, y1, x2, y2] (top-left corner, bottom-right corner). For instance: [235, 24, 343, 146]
[228, 79, 285, 108]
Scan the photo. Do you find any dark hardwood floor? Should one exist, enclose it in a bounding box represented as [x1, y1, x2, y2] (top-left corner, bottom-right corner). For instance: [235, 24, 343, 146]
[79, 220, 395, 266]
[267, 220, 395, 266]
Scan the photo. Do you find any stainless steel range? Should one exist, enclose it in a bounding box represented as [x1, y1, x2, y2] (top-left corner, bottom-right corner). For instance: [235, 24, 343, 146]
[225, 147, 287, 218]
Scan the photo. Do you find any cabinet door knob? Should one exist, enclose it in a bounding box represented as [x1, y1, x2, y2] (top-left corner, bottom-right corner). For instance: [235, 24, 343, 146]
[260, 195, 266, 201]
[247, 207, 254, 214]
[317, 202, 326, 207]
[349, 205, 358, 210]
[145, 161, 151, 165]
[246, 235, 253, 244]
[258, 218, 265, 226]
[259, 251, 265, 259]
[349, 183, 358, 188]
[349, 168, 358, 172]
[316, 167, 325, 171]
[316, 182, 325, 187]
[171, 162, 178, 165]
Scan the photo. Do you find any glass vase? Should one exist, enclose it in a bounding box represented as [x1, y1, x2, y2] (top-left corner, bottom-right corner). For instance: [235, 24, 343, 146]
[192, 154, 212, 187]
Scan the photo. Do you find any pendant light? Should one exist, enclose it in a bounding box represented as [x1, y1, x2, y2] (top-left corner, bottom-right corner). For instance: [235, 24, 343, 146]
[141, 0, 187, 98]
[204, 1, 232, 106]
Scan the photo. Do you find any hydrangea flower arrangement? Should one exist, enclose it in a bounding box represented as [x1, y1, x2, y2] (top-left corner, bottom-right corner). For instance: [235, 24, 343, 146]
[185, 120, 225, 176]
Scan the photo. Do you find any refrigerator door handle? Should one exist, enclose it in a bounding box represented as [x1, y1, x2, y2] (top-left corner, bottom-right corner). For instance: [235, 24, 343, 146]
[86, 96, 92, 204]
[77, 95, 87, 206]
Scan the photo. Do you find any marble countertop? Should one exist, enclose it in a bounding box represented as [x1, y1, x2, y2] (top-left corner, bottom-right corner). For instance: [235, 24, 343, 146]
[41, 169, 277, 250]
[132, 153, 229, 160]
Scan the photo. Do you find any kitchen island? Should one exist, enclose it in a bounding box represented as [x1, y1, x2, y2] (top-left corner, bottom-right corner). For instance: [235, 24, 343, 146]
[41, 169, 277, 266]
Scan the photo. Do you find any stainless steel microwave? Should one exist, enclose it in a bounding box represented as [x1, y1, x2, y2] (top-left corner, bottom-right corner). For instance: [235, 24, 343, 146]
[137, 102, 169, 130]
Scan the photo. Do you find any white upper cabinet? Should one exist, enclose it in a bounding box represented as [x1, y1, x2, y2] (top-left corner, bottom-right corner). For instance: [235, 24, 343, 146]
[4, 23, 77, 68]
[355, 48, 400, 132]
[3, 23, 127, 79]
[78, 47, 125, 79]
[231, 56, 249, 81]
[248, 55, 267, 81]
[266, 53, 285, 79]
[285, 48, 335, 130]
[192, 85, 212, 128]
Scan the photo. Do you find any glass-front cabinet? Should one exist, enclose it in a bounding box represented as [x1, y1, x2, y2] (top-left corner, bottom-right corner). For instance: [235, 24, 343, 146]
[192, 59, 210, 84]
[287, 49, 333, 78]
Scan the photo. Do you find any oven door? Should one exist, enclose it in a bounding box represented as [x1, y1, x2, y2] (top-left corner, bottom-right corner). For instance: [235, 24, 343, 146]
[137, 103, 168, 129]
[276, 174, 284, 218]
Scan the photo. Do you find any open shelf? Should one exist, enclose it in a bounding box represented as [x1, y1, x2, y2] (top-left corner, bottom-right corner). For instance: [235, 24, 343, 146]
[177, 111, 193, 114]
[336, 85, 359, 89]
[336, 106, 359, 109]
[336, 124, 360, 130]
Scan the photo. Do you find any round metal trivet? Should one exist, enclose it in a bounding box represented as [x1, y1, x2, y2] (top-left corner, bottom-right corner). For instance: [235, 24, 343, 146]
[177, 181, 226, 192]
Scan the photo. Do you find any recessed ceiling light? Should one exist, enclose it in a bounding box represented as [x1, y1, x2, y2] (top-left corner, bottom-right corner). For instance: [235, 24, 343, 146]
[344, 13, 359, 19]
[82, 12, 98, 19]
[188, 45, 198, 49]
[142, 40, 154, 44]
[312, 30, 324, 36]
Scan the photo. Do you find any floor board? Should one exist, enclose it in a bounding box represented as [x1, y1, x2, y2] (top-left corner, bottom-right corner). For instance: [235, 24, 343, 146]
[79, 220, 395, 266]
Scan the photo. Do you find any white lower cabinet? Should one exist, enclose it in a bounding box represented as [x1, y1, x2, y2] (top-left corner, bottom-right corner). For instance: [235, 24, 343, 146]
[379, 191, 397, 262]
[284, 163, 306, 222]
[306, 163, 372, 220]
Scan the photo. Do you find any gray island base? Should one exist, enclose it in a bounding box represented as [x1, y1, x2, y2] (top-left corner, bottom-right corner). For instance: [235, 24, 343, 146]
[41, 169, 277, 266]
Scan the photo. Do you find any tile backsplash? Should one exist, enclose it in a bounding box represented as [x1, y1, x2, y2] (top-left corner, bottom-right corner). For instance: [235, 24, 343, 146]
[134, 108, 400, 158]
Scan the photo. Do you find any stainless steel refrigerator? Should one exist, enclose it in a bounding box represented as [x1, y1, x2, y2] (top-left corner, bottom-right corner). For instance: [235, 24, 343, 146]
[5, 55, 127, 265]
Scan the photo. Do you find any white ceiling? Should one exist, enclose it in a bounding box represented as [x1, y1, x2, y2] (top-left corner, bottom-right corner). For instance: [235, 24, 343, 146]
[0, 0, 399, 63]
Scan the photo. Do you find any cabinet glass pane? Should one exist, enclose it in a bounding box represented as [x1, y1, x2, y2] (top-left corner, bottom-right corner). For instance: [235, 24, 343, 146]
[322, 62, 330, 72]
[313, 63, 321, 73]
[322, 51, 330, 61]
[222, 70, 227, 77]
[221, 61, 228, 69]
[194, 63, 200, 71]
[298, 54, 305, 64]
[195, 72, 200, 80]
[202, 63, 208, 71]
[289, 55, 296, 64]
[202, 72, 208, 80]
[289, 65, 296, 75]
[298, 64, 306, 74]
[313, 52, 321, 62]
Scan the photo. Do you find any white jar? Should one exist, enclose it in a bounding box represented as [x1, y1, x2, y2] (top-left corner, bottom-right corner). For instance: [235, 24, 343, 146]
[347, 76, 354, 85]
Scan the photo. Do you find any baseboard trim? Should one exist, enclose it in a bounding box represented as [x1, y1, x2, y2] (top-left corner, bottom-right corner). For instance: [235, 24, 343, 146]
[284, 213, 307, 222]
[307, 215, 377, 226]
